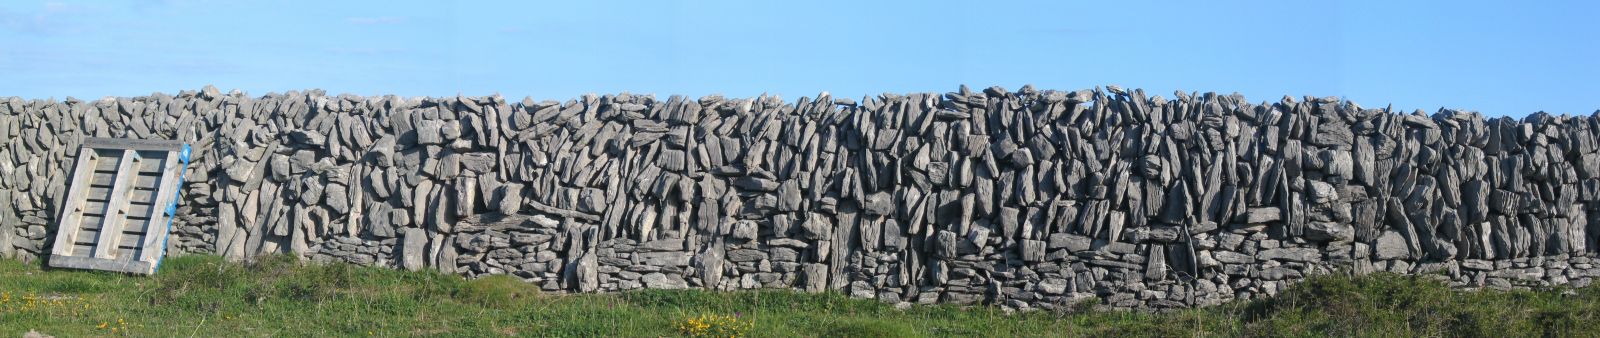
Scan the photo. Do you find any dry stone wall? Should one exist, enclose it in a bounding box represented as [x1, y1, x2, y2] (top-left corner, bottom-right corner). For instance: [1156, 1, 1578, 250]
[3, 85, 1600, 310]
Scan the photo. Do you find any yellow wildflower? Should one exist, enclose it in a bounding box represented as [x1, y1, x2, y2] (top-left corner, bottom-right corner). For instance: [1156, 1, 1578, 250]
[675, 313, 752, 338]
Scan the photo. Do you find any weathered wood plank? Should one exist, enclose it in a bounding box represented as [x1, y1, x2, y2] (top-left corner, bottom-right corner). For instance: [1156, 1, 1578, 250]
[83, 137, 185, 152]
[49, 255, 154, 274]
[86, 187, 155, 204]
[75, 214, 106, 232]
[82, 202, 154, 219]
[118, 232, 146, 251]
[93, 157, 120, 171]
[70, 242, 95, 257]
[86, 173, 158, 189]
[72, 228, 99, 246]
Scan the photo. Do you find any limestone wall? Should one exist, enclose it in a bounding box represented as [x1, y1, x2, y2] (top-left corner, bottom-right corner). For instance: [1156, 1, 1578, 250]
[2, 85, 1598, 310]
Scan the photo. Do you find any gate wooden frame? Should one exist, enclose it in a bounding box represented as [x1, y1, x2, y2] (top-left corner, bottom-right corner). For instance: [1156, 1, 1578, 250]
[48, 137, 190, 274]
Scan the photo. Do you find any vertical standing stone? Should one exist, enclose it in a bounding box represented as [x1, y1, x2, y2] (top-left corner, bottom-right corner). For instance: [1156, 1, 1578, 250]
[400, 228, 427, 271]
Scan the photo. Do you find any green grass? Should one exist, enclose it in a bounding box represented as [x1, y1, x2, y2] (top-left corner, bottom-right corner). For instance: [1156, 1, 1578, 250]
[2, 255, 1598, 337]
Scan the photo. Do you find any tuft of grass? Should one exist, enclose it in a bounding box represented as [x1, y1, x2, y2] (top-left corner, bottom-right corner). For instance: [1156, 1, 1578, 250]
[823, 318, 918, 337]
[455, 274, 540, 309]
[4, 254, 1600, 337]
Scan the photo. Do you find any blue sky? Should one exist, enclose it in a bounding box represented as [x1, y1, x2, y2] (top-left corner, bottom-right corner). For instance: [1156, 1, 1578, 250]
[1, 1, 1595, 117]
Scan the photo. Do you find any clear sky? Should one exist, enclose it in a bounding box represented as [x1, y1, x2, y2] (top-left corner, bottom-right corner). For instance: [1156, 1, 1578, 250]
[1, 1, 1595, 117]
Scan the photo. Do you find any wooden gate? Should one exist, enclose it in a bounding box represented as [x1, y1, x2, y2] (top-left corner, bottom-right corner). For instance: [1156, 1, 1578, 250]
[48, 138, 190, 274]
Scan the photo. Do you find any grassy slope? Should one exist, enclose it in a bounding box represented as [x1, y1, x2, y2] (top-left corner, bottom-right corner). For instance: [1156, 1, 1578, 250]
[1, 255, 1598, 337]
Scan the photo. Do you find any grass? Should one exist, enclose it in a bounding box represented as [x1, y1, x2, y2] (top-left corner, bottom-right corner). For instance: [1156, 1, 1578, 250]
[2, 255, 1598, 337]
